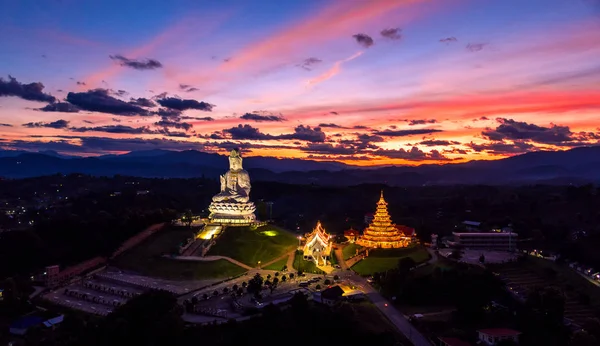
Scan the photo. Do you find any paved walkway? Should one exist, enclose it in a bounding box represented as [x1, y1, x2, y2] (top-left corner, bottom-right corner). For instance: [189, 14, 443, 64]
[286, 251, 296, 271]
[172, 255, 253, 270]
[334, 248, 348, 270]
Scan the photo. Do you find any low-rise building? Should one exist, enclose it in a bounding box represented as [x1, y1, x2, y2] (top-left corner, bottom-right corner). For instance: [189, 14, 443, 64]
[450, 231, 518, 252]
[477, 328, 521, 345]
[438, 337, 472, 346]
[319, 285, 344, 306]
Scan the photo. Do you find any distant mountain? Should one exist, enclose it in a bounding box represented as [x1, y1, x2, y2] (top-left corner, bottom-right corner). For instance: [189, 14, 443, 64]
[0, 146, 599, 185]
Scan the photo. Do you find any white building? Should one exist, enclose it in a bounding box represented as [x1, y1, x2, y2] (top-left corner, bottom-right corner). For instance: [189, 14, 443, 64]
[451, 231, 518, 252]
[477, 328, 521, 345]
[303, 221, 333, 266]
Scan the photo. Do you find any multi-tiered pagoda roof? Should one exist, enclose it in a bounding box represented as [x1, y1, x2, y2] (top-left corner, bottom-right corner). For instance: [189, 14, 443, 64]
[357, 191, 413, 248]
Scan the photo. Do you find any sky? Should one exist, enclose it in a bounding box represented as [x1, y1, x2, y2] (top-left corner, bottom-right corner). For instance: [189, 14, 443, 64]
[1, 0, 599, 166]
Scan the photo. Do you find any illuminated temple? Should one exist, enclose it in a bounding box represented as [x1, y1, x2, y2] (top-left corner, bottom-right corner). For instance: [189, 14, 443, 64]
[303, 221, 333, 266]
[356, 191, 415, 248]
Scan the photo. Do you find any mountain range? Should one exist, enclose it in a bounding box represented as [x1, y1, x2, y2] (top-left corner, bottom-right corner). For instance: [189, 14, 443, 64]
[0, 146, 599, 185]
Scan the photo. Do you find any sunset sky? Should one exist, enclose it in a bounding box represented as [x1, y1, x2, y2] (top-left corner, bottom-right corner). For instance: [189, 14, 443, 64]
[1, 0, 599, 165]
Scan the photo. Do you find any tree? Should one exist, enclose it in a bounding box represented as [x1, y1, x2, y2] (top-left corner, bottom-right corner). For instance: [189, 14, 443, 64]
[570, 330, 598, 346]
[247, 273, 264, 295]
[315, 284, 321, 290]
[213, 290, 219, 297]
[183, 209, 194, 228]
[232, 284, 239, 291]
[324, 279, 331, 285]
[281, 275, 287, 282]
[95, 290, 184, 346]
[398, 257, 416, 273]
[241, 281, 247, 288]
[222, 287, 229, 294]
[202, 293, 208, 300]
[191, 296, 198, 304]
[479, 254, 485, 264]
[267, 274, 272, 280]
[272, 277, 279, 286]
[289, 273, 295, 280]
[274, 272, 279, 277]
[333, 275, 339, 281]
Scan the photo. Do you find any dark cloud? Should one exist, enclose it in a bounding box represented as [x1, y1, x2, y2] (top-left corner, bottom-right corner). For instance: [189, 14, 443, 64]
[482, 118, 598, 144]
[405, 119, 437, 125]
[155, 118, 193, 131]
[319, 123, 345, 128]
[419, 139, 460, 147]
[298, 57, 322, 71]
[280, 125, 326, 142]
[23, 119, 69, 129]
[240, 112, 285, 122]
[79, 137, 207, 152]
[111, 118, 121, 123]
[70, 125, 156, 135]
[374, 147, 450, 161]
[77, 81, 86, 86]
[179, 84, 199, 92]
[83, 120, 94, 124]
[301, 143, 357, 155]
[380, 28, 402, 40]
[0, 123, 13, 127]
[353, 125, 369, 129]
[110, 89, 128, 97]
[439, 37, 458, 44]
[467, 141, 536, 155]
[109, 55, 163, 70]
[156, 129, 191, 138]
[37, 102, 80, 113]
[66, 89, 150, 116]
[353, 33, 374, 48]
[306, 154, 370, 161]
[330, 111, 339, 115]
[181, 116, 214, 121]
[129, 97, 156, 107]
[155, 108, 182, 118]
[224, 124, 273, 140]
[466, 43, 487, 52]
[357, 133, 385, 143]
[223, 124, 326, 143]
[2, 139, 94, 153]
[156, 97, 214, 111]
[444, 148, 469, 155]
[0, 75, 56, 103]
[374, 128, 443, 137]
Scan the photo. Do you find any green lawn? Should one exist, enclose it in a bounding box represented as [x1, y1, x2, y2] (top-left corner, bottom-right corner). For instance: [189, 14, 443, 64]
[112, 225, 246, 280]
[351, 246, 431, 276]
[207, 225, 298, 266]
[343, 243, 364, 260]
[263, 257, 288, 271]
[293, 251, 325, 274]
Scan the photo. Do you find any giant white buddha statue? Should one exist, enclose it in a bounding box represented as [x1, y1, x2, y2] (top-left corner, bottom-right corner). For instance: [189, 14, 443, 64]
[208, 149, 256, 224]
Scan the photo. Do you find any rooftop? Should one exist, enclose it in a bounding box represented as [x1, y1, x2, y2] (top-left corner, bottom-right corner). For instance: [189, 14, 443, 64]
[439, 337, 472, 346]
[478, 328, 521, 337]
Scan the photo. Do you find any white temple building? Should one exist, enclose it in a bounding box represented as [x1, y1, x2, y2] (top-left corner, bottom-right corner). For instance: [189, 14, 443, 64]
[303, 221, 333, 266]
[208, 149, 256, 225]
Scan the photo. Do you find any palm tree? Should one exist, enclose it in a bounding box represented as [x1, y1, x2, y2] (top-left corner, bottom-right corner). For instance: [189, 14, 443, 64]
[183, 209, 194, 227]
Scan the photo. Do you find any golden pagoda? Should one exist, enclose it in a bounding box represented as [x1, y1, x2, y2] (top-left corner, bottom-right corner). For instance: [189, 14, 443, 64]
[356, 191, 413, 248]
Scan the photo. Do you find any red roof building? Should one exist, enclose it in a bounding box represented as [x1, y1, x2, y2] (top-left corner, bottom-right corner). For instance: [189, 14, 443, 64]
[344, 228, 360, 242]
[477, 328, 521, 345]
[438, 337, 472, 346]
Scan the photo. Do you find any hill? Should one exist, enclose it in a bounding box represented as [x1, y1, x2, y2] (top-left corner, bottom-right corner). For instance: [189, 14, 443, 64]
[0, 146, 599, 185]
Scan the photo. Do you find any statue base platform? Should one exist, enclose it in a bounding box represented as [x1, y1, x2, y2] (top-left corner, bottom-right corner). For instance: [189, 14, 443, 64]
[208, 201, 256, 226]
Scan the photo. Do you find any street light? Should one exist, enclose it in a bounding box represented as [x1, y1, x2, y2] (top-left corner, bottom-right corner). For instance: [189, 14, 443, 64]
[297, 236, 302, 247]
[257, 261, 261, 269]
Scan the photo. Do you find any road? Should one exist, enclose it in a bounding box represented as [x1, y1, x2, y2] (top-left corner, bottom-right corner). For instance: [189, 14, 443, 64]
[342, 271, 432, 346]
